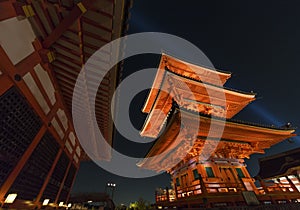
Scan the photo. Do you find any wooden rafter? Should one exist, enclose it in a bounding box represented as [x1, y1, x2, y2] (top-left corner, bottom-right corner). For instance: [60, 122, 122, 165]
[0, 0, 17, 21]
[34, 149, 63, 206]
[43, 0, 94, 48]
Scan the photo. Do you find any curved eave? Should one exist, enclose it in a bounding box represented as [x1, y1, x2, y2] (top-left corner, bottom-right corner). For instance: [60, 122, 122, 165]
[138, 107, 296, 170]
[182, 107, 296, 134]
[137, 109, 181, 167]
[140, 70, 256, 137]
[167, 69, 256, 99]
[142, 64, 255, 115]
[161, 53, 232, 77]
[142, 53, 234, 114]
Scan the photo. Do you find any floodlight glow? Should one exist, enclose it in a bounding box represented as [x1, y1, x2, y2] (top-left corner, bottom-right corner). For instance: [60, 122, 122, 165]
[42, 199, 50, 206]
[4, 193, 17, 204]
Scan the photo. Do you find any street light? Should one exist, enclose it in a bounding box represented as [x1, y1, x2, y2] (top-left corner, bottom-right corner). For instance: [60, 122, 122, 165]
[105, 182, 116, 200]
[107, 182, 116, 187]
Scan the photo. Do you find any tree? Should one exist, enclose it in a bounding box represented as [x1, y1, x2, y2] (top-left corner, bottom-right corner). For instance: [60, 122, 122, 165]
[116, 204, 127, 210]
[136, 198, 151, 210]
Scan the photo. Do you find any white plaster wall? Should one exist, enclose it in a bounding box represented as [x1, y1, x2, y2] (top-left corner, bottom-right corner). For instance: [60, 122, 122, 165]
[0, 17, 36, 65]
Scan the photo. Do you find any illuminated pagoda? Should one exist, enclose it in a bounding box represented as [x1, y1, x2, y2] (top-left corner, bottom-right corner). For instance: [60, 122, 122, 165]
[138, 54, 300, 208]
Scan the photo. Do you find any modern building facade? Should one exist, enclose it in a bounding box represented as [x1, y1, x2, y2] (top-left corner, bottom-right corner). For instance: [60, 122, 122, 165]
[0, 0, 131, 208]
[138, 54, 300, 208]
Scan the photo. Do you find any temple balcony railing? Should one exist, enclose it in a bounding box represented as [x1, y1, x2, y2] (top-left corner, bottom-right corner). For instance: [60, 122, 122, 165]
[177, 202, 300, 210]
[155, 184, 300, 205]
[256, 175, 300, 195]
[175, 179, 247, 198]
[257, 184, 299, 194]
[155, 181, 246, 203]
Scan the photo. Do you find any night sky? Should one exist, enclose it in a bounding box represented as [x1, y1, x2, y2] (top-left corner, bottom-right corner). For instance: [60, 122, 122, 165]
[72, 0, 300, 205]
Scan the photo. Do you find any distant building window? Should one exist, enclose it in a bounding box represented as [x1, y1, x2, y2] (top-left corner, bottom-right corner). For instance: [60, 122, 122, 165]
[176, 178, 180, 186]
[205, 167, 215, 178]
[236, 168, 245, 178]
[192, 169, 200, 180]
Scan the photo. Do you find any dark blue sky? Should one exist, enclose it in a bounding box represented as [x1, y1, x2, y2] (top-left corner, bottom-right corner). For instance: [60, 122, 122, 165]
[72, 0, 300, 205]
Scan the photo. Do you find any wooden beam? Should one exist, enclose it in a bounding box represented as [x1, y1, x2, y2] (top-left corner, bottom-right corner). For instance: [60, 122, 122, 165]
[0, 45, 67, 150]
[41, 62, 78, 133]
[77, 17, 85, 65]
[0, 32, 82, 206]
[83, 42, 101, 51]
[0, 0, 17, 21]
[53, 64, 79, 78]
[34, 148, 63, 206]
[12, 1, 26, 16]
[0, 43, 70, 129]
[53, 114, 66, 139]
[0, 45, 16, 74]
[46, 101, 61, 122]
[82, 30, 110, 44]
[55, 51, 82, 67]
[0, 39, 42, 77]
[65, 164, 79, 203]
[5, 44, 56, 116]
[30, 70, 53, 108]
[42, 0, 94, 48]
[39, 49, 56, 63]
[53, 42, 82, 56]
[90, 8, 113, 19]
[0, 125, 47, 201]
[54, 138, 76, 204]
[54, 161, 72, 204]
[28, 7, 48, 39]
[0, 74, 13, 95]
[60, 35, 80, 46]
[54, 75, 76, 88]
[39, 0, 55, 31]
[81, 16, 113, 33]
[34, 127, 71, 207]
[15, 51, 41, 77]
[53, 59, 81, 72]
[0, 46, 49, 121]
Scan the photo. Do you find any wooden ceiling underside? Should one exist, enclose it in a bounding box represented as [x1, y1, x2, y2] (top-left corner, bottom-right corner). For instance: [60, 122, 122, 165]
[13, 0, 131, 160]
